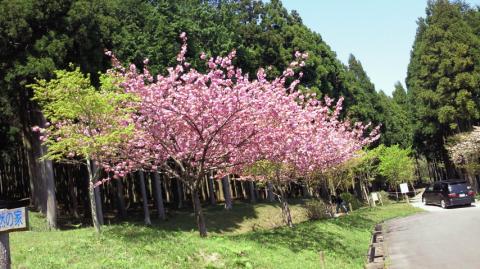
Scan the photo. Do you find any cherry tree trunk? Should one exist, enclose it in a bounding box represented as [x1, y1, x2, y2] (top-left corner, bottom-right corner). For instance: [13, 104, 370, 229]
[115, 178, 127, 219]
[91, 162, 104, 226]
[138, 171, 152, 225]
[0, 233, 10, 269]
[279, 189, 293, 228]
[192, 188, 207, 237]
[86, 159, 101, 233]
[152, 173, 166, 220]
[221, 176, 233, 209]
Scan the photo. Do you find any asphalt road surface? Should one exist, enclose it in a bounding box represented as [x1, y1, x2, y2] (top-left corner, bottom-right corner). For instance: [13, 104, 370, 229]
[385, 200, 480, 269]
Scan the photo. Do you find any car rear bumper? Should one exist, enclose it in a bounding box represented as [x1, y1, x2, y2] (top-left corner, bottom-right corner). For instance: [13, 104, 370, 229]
[448, 197, 475, 206]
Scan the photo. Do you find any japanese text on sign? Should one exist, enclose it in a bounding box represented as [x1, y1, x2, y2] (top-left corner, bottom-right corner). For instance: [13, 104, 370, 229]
[0, 207, 27, 232]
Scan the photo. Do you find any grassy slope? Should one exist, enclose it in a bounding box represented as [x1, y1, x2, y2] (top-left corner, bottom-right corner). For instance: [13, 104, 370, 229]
[11, 202, 421, 269]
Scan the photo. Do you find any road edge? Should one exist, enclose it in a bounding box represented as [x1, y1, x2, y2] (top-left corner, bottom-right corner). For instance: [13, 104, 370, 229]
[365, 223, 385, 269]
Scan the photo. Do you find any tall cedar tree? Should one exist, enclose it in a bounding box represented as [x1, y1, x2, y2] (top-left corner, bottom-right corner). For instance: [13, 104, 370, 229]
[406, 0, 480, 176]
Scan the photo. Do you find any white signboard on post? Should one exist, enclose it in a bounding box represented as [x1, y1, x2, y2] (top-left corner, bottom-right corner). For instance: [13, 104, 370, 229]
[400, 183, 409, 194]
[0, 207, 28, 269]
[371, 192, 379, 201]
[0, 207, 28, 233]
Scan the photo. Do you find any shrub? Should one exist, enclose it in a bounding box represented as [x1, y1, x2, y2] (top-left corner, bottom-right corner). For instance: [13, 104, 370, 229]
[378, 191, 393, 205]
[304, 200, 331, 220]
[339, 192, 363, 210]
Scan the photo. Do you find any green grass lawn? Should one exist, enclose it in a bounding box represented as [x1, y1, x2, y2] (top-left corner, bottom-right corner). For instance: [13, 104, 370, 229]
[10, 201, 421, 269]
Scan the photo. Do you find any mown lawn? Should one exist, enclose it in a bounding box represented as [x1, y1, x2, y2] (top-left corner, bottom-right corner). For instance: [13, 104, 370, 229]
[10, 201, 421, 269]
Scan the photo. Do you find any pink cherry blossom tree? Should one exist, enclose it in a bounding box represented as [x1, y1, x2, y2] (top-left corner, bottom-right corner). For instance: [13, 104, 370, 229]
[242, 88, 379, 227]
[108, 33, 287, 236]
[107, 33, 379, 236]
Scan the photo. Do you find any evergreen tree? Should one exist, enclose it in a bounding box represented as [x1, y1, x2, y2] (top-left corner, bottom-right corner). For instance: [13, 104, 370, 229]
[344, 54, 381, 126]
[406, 0, 480, 174]
[392, 81, 408, 108]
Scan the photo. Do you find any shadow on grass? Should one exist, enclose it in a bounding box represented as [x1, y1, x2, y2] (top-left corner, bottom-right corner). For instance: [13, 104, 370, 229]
[102, 200, 261, 241]
[232, 216, 372, 257]
[228, 206, 407, 259]
[100, 199, 314, 243]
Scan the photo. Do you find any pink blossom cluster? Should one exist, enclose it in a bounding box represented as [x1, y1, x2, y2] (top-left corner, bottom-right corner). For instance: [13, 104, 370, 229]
[98, 32, 380, 184]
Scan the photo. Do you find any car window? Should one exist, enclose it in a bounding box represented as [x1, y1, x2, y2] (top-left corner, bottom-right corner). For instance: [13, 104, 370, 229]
[448, 182, 468, 193]
[427, 185, 433, 191]
[433, 183, 442, 191]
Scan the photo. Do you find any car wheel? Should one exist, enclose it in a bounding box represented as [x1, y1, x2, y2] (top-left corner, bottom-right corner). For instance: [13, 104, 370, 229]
[441, 199, 447, 209]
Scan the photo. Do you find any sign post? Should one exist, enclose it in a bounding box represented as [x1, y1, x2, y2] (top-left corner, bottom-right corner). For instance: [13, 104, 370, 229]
[0, 207, 28, 269]
[400, 183, 410, 204]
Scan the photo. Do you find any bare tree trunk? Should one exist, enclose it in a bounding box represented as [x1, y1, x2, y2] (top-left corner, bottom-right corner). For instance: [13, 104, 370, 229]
[152, 173, 166, 220]
[175, 179, 183, 209]
[466, 171, 478, 193]
[361, 180, 371, 206]
[414, 154, 422, 182]
[0, 233, 10, 269]
[410, 182, 416, 195]
[192, 187, 207, 237]
[40, 144, 57, 230]
[22, 134, 38, 210]
[267, 181, 275, 202]
[207, 172, 216, 206]
[425, 161, 432, 182]
[115, 178, 127, 219]
[248, 181, 256, 203]
[138, 171, 152, 225]
[302, 183, 311, 198]
[222, 176, 233, 209]
[67, 167, 79, 219]
[86, 159, 100, 233]
[475, 175, 480, 193]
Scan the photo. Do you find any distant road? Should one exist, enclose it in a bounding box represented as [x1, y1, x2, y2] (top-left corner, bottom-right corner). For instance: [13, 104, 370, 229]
[385, 200, 480, 269]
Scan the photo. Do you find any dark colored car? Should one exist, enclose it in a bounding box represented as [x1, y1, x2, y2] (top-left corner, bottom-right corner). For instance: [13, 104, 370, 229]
[422, 180, 475, 208]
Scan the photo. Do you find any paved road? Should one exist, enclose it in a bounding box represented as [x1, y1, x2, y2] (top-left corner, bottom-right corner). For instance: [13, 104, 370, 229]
[385, 199, 480, 269]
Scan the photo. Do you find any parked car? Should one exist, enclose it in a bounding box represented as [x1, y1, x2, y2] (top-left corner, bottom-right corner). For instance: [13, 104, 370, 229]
[422, 180, 475, 208]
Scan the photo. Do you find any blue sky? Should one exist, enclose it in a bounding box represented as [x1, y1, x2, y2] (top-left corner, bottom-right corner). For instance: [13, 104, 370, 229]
[281, 0, 480, 95]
